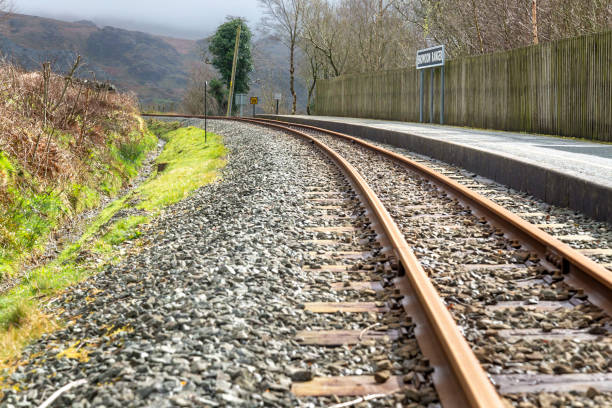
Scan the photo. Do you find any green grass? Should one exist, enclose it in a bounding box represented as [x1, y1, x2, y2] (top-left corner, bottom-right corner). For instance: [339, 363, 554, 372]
[102, 215, 148, 245]
[146, 119, 180, 141]
[139, 127, 226, 210]
[0, 152, 15, 183]
[3, 302, 27, 329]
[0, 120, 226, 369]
[68, 184, 99, 213]
[109, 130, 157, 179]
[0, 122, 157, 280]
[0, 189, 66, 277]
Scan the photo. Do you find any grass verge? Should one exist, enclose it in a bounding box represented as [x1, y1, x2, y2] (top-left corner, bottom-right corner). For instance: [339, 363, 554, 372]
[0, 116, 157, 278]
[0, 119, 226, 369]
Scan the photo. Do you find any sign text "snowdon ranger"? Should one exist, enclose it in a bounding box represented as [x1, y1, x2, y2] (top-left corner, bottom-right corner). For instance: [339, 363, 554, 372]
[416, 45, 445, 69]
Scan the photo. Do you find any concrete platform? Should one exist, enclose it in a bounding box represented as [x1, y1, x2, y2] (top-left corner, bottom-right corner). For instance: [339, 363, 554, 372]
[259, 115, 612, 223]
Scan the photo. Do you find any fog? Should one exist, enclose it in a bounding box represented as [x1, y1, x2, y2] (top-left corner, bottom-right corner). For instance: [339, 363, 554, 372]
[14, 0, 263, 39]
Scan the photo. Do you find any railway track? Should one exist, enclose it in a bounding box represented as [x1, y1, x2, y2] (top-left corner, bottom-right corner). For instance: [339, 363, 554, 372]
[145, 114, 612, 407]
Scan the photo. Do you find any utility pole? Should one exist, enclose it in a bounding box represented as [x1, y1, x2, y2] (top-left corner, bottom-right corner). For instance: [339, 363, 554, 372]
[226, 23, 242, 117]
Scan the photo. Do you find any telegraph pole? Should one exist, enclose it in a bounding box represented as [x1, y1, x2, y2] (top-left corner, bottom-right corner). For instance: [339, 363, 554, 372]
[226, 23, 242, 117]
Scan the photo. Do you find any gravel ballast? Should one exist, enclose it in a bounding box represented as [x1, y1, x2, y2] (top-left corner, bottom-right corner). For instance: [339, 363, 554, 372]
[1, 120, 437, 407]
[299, 127, 612, 408]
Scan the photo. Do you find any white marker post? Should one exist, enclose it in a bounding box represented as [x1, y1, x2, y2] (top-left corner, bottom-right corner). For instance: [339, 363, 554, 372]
[274, 93, 282, 115]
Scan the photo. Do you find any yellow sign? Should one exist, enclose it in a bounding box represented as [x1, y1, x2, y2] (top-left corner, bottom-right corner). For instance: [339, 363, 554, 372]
[250, 97, 258, 105]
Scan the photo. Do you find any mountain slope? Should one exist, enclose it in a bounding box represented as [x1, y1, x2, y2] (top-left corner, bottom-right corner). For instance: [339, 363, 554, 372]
[0, 14, 200, 106]
[0, 13, 307, 112]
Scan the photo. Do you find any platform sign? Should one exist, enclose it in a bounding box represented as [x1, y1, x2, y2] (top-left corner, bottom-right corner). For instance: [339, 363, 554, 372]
[416, 45, 445, 69]
[416, 45, 445, 125]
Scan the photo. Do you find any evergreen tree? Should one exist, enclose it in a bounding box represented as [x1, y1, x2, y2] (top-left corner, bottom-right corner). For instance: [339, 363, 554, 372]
[208, 18, 253, 95]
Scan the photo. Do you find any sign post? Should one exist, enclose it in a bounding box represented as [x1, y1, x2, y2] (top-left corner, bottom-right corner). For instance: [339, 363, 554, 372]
[416, 45, 445, 125]
[419, 70, 424, 123]
[274, 93, 282, 115]
[441, 66, 445, 124]
[250, 96, 258, 116]
[430, 67, 434, 123]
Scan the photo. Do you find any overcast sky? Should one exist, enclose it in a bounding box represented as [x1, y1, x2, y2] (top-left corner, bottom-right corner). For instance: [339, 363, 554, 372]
[14, 0, 264, 39]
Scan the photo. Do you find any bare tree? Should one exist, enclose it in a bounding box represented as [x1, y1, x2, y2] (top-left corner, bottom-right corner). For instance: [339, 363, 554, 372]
[301, 0, 350, 77]
[0, 0, 13, 12]
[259, 0, 306, 114]
[0, 0, 14, 24]
[0, 0, 13, 18]
[398, 0, 611, 57]
[531, 0, 539, 44]
[182, 63, 220, 115]
[296, 39, 325, 114]
[339, 0, 416, 72]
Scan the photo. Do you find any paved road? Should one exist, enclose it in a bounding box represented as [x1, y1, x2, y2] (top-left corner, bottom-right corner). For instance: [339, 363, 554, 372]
[281, 116, 612, 189]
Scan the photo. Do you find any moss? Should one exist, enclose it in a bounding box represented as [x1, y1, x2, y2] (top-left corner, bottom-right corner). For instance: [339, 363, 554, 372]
[102, 215, 148, 245]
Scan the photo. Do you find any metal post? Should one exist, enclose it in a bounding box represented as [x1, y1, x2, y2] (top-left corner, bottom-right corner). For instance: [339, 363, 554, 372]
[430, 68, 434, 123]
[419, 70, 424, 123]
[204, 81, 207, 144]
[253, 103, 255, 117]
[440, 66, 445, 125]
[276, 99, 279, 115]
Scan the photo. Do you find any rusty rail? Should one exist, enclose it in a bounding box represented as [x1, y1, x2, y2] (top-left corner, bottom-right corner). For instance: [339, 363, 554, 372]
[144, 114, 611, 303]
[249, 117, 612, 314]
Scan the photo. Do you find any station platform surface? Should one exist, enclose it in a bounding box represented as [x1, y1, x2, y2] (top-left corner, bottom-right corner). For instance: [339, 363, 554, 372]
[259, 115, 612, 223]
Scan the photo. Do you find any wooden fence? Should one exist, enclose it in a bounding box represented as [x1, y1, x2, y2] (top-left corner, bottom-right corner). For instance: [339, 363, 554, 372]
[315, 31, 612, 142]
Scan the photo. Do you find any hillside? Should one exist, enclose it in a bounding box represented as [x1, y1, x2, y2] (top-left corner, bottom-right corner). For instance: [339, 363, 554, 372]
[0, 61, 154, 278]
[0, 14, 200, 106]
[0, 13, 308, 112]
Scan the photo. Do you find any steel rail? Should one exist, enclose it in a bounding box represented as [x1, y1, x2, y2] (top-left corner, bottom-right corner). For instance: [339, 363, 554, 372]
[143, 112, 610, 404]
[146, 113, 505, 407]
[239, 117, 506, 407]
[143, 113, 505, 406]
[249, 117, 612, 314]
[143, 114, 611, 303]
